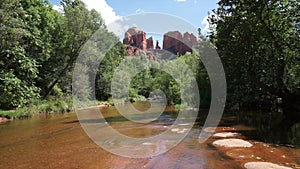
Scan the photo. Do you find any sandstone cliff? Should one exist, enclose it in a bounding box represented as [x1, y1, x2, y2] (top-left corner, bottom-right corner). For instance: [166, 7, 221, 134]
[123, 27, 198, 57]
[163, 31, 198, 55]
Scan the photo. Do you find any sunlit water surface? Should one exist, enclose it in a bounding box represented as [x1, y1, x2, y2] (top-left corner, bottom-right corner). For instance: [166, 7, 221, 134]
[0, 102, 299, 169]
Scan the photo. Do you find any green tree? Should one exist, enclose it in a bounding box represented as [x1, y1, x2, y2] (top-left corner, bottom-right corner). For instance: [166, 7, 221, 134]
[0, 0, 109, 109]
[209, 0, 300, 108]
[18, 0, 67, 98]
[43, 0, 105, 97]
[96, 42, 126, 101]
[0, 0, 40, 109]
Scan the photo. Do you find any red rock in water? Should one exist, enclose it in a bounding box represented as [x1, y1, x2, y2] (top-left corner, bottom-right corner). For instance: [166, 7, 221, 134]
[0, 117, 9, 123]
[146, 37, 154, 49]
[155, 40, 161, 50]
[163, 31, 198, 55]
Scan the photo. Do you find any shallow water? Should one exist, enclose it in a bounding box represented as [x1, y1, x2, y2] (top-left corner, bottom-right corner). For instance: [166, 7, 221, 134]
[0, 103, 299, 169]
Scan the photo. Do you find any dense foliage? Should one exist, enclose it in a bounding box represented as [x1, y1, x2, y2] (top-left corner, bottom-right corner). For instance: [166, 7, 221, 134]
[209, 0, 300, 109]
[0, 0, 106, 110]
[1, 0, 299, 114]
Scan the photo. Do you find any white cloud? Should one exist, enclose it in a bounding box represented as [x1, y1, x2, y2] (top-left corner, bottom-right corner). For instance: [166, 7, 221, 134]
[201, 15, 210, 33]
[52, 1, 121, 25]
[175, 0, 187, 2]
[52, 4, 63, 14]
[107, 22, 137, 39]
[201, 13, 219, 34]
[107, 22, 125, 37]
[82, 0, 122, 25]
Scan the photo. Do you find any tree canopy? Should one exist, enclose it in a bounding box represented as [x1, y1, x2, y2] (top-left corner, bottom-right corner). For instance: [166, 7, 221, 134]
[209, 0, 300, 108]
[1, 0, 299, 112]
[0, 0, 110, 109]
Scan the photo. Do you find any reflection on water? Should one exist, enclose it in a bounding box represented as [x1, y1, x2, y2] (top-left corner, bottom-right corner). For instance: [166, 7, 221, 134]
[76, 102, 198, 158]
[0, 102, 299, 168]
[229, 110, 300, 147]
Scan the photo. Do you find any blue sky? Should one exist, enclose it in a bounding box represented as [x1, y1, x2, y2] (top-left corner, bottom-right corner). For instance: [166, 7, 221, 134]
[50, 0, 218, 34]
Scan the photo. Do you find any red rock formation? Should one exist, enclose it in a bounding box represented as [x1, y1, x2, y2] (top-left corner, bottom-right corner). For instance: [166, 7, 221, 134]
[124, 27, 157, 56]
[146, 51, 157, 61]
[125, 45, 134, 55]
[155, 40, 161, 50]
[163, 31, 182, 55]
[123, 27, 198, 57]
[123, 32, 133, 45]
[123, 27, 147, 51]
[125, 45, 143, 56]
[182, 32, 198, 54]
[133, 48, 142, 56]
[135, 31, 147, 50]
[163, 31, 198, 55]
[146, 37, 154, 49]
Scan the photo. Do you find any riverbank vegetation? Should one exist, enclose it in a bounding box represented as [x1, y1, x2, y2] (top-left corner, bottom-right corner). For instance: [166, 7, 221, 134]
[1, 0, 299, 120]
[209, 0, 300, 111]
[0, 0, 109, 118]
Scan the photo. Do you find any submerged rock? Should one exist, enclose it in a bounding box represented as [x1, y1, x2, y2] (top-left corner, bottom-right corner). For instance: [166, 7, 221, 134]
[212, 139, 253, 148]
[244, 162, 292, 169]
[142, 142, 154, 146]
[202, 127, 217, 133]
[213, 132, 241, 138]
[171, 128, 180, 132]
[203, 127, 236, 133]
[171, 128, 188, 134]
[0, 117, 9, 123]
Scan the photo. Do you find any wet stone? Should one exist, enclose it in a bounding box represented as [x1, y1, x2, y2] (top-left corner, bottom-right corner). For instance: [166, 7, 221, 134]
[203, 127, 237, 133]
[213, 132, 241, 138]
[244, 162, 292, 169]
[212, 139, 253, 148]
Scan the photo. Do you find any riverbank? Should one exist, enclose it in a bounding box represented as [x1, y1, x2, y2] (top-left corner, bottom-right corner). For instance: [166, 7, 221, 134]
[0, 99, 71, 121]
[0, 98, 177, 123]
[0, 99, 113, 123]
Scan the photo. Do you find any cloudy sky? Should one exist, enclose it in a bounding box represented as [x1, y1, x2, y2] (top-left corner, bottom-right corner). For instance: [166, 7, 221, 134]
[50, 0, 218, 34]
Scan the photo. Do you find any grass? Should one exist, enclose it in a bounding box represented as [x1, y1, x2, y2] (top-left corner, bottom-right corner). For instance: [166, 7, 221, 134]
[0, 95, 148, 120]
[0, 97, 73, 120]
[0, 97, 117, 120]
[73, 99, 110, 108]
[0, 110, 15, 119]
